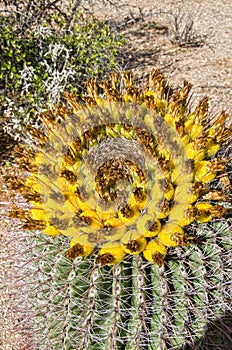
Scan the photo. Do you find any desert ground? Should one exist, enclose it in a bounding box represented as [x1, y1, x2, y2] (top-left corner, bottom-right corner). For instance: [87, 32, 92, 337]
[86, 0, 232, 114]
[0, 0, 231, 349]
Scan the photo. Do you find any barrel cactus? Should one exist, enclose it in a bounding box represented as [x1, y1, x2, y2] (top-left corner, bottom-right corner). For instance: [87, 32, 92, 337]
[6, 69, 231, 349]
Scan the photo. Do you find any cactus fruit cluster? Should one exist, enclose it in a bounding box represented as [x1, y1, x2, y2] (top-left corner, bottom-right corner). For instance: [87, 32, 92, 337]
[6, 69, 232, 349]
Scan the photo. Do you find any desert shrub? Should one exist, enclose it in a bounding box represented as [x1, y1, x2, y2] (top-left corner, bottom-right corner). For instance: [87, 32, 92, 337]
[167, 9, 207, 47]
[0, 8, 124, 139]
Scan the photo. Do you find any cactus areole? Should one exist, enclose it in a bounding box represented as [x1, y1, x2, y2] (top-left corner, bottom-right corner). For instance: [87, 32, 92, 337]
[10, 69, 231, 266]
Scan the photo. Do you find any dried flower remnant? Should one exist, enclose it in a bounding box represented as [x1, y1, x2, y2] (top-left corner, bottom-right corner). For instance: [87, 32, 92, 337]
[8, 69, 231, 267]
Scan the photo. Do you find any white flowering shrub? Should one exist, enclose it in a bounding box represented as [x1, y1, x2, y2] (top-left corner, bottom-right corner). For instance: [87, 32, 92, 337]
[0, 7, 124, 139]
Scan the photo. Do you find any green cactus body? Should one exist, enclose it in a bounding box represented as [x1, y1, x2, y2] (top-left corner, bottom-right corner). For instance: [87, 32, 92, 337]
[23, 217, 231, 349]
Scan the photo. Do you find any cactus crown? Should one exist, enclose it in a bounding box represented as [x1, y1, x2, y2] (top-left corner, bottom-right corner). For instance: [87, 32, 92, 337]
[9, 69, 230, 266]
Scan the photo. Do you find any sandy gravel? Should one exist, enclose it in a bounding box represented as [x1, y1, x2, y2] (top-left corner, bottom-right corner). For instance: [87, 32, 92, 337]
[85, 0, 232, 114]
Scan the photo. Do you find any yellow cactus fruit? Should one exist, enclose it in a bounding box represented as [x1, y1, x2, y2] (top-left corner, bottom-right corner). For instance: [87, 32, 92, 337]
[194, 161, 216, 183]
[136, 214, 161, 237]
[96, 242, 125, 265]
[121, 231, 147, 255]
[43, 224, 61, 237]
[128, 187, 149, 210]
[65, 235, 95, 259]
[143, 240, 167, 266]
[195, 202, 213, 222]
[158, 224, 187, 247]
[118, 205, 140, 225]
[164, 183, 175, 201]
[177, 206, 198, 226]
[185, 142, 205, 161]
